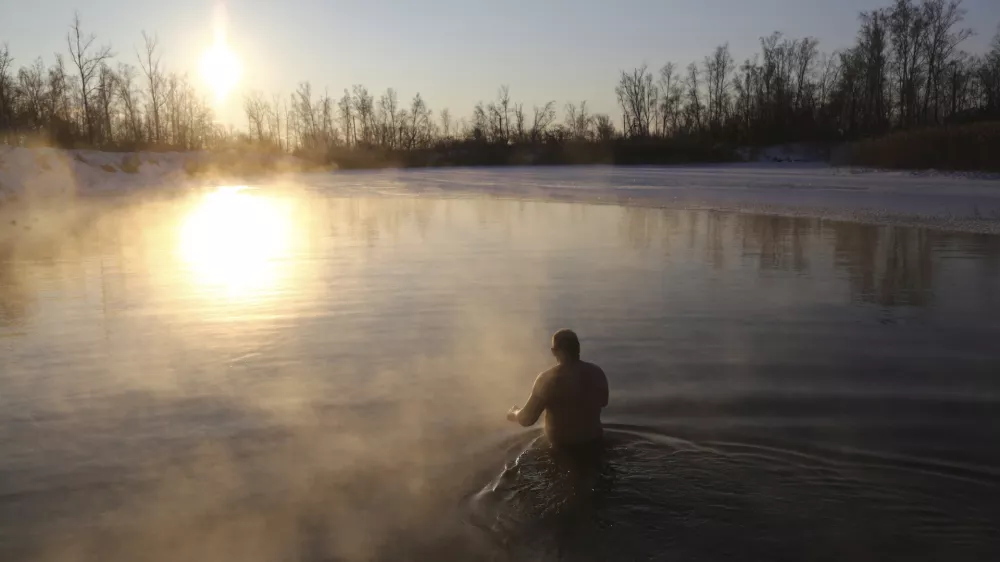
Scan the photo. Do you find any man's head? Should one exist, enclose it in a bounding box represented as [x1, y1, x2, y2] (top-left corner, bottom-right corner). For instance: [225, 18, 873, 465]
[551, 329, 581, 363]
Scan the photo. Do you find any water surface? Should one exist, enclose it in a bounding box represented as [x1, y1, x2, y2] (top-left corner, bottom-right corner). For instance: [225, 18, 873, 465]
[2, 185, 999, 561]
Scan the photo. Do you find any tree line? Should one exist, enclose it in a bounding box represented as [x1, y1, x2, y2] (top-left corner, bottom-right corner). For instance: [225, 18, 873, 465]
[0, 14, 218, 150]
[614, 0, 1000, 146]
[0, 1, 998, 166]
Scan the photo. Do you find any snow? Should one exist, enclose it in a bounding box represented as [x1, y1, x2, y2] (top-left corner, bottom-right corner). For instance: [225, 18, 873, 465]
[297, 164, 1000, 234]
[0, 146, 308, 205]
[0, 148, 184, 202]
[3, 147, 1000, 234]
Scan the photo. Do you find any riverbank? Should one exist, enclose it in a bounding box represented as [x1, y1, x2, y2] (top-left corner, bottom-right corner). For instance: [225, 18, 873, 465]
[3, 147, 1000, 237]
[294, 164, 1000, 235]
[0, 146, 318, 207]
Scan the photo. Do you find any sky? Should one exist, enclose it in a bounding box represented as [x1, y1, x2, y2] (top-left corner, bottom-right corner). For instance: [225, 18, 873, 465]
[1, 0, 999, 124]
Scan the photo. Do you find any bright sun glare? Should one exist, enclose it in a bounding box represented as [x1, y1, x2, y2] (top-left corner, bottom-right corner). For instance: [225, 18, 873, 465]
[200, 40, 241, 101]
[178, 187, 293, 300]
[200, 4, 241, 101]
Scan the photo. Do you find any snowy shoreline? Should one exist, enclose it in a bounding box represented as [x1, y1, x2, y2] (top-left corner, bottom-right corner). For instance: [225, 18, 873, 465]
[0, 146, 313, 205]
[296, 164, 1000, 234]
[3, 147, 1000, 235]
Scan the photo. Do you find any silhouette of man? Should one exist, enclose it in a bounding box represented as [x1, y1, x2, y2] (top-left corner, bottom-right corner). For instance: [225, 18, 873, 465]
[507, 329, 609, 447]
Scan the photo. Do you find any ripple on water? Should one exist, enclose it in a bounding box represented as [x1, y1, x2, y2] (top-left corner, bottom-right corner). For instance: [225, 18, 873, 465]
[465, 427, 1000, 561]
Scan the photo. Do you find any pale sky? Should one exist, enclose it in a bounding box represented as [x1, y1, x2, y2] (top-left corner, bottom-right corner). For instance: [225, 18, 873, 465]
[1, 0, 998, 124]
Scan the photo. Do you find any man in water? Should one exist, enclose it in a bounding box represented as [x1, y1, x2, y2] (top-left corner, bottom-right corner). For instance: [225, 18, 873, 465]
[507, 329, 609, 447]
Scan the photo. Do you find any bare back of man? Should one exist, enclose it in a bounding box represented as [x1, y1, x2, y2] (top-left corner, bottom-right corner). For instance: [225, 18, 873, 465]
[508, 330, 609, 448]
[536, 360, 609, 445]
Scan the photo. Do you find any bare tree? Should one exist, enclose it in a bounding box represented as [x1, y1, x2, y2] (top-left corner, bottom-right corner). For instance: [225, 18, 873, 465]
[455, 117, 470, 139]
[319, 89, 337, 149]
[284, 98, 292, 149]
[116, 63, 142, 143]
[657, 62, 683, 136]
[352, 85, 374, 146]
[0, 44, 14, 135]
[530, 101, 556, 142]
[594, 114, 616, 141]
[564, 101, 593, 140]
[292, 82, 338, 151]
[163, 73, 179, 145]
[793, 38, 819, 110]
[921, 0, 973, 123]
[980, 27, 1000, 115]
[244, 90, 268, 142]
[94, 63, 118, 143]
[616, 64, 656, 137]
[862, 9, 891, 133]
[439, 107, 452, 140]
[377, 88, 399, 148]
[732, 56, 758, 139]
[338, 90, 355, 147]
[47, 55, 71, 133]
[512, 103, 526, 141]
[704, 43, 734, 131]
[405, 93, 432, 148]
[888, 0, 928, 127]
[684, 62, 703, 133]
[472, 101, 488, 140]
[17, 58, 47, 131]
[817, 51, 842, 108]
[293, 82, 316, 145]
[486, 86, 512, 143]
[267, 93, 284, 150]
[137, 31, 163, 143]
[565, 102, 579, 137]
[67, 12, 114, 143]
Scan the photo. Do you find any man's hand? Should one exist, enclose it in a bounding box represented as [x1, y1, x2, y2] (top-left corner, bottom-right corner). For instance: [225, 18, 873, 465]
[506, 406, 521, 423]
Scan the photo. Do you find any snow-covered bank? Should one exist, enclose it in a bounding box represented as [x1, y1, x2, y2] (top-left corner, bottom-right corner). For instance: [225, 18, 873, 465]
[0, 146, 319, 244]
[0, 148, 184, 205]
[3, 146, 1000, 235]
[0, 146, 311, 206]
[299, 164, 1000, 234]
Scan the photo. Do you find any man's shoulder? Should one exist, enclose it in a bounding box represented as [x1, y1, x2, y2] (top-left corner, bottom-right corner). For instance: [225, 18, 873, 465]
[534, 365, 559, 387]
[538, 365, 561, 381]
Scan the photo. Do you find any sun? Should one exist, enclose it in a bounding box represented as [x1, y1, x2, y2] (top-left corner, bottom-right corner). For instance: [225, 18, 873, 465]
[200, 40, 241, 101]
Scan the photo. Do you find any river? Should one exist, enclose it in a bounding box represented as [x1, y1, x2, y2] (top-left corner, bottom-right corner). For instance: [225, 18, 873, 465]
[1, 183, 998, 561]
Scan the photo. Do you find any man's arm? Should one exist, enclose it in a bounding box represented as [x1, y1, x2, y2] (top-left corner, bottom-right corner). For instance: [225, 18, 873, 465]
[507, 372, 548, 427]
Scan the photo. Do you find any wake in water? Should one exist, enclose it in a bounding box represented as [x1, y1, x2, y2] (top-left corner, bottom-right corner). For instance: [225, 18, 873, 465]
[466, 426, 1000, 561]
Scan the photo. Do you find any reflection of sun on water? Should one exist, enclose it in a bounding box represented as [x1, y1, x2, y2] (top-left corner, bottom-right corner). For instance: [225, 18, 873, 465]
[178, 187, 293, 300]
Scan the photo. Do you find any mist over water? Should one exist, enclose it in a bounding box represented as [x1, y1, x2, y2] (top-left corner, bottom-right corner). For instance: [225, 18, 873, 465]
[1, 185, 999, 561]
